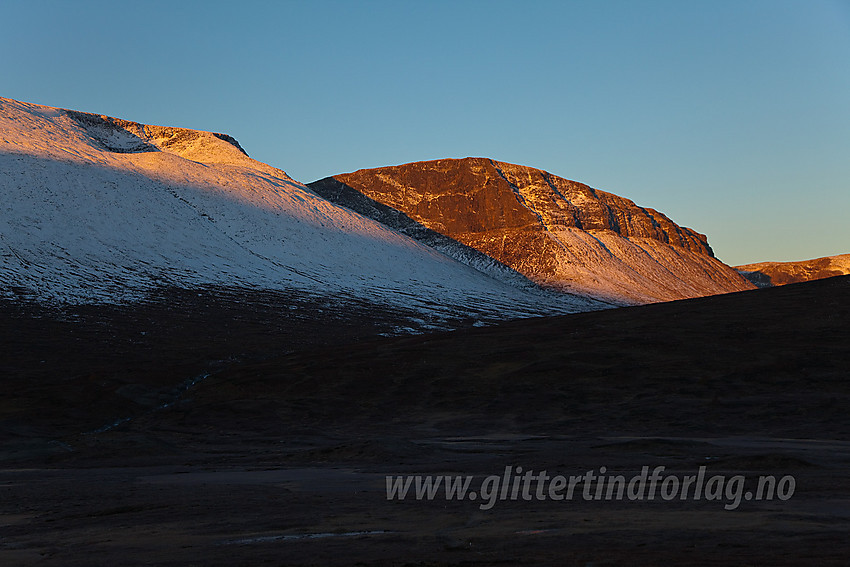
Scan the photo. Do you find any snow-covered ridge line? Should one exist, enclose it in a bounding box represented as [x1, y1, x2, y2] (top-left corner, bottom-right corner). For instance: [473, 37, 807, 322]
[65, 109, 249, 157]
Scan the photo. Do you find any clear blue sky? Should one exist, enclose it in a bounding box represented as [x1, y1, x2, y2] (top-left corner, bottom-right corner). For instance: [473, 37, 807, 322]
[2, 0, 848, 265]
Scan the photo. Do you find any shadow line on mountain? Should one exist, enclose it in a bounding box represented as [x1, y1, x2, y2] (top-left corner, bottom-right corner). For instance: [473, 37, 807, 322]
[738, 270, 775, 288]
[307, 176, 590, 300]
[4, 151, 577, 306]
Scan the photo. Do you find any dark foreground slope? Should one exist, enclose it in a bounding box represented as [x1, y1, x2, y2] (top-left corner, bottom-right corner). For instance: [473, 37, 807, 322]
[2, 277, 849, 566]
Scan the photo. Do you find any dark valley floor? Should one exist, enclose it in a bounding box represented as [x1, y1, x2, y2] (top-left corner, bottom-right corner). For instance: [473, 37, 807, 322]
[1, 277, 849, 565]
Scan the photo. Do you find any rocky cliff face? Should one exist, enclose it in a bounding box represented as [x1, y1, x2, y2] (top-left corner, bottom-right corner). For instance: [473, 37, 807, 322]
[736, 254, 850, 287]
[310, 158, 754, 304]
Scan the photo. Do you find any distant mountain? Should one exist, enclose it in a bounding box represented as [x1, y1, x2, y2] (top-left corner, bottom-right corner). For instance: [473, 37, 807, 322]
[736, 254, 850, 288]
[0, 98, 603, 326]
[310, 158, 754, 304]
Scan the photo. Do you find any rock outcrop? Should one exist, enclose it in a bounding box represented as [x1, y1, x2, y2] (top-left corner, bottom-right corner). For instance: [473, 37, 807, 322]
[310, 158, 754, 304]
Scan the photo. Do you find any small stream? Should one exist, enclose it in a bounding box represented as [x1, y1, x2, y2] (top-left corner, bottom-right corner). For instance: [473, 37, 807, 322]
[83, 372, 211, 435]
[221, 530, 394, 545]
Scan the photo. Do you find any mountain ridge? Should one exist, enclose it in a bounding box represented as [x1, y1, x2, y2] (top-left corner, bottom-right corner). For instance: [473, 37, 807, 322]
[65, 108, 250, 158]
[310, 157, 754, 304]
[0, 97, 601, 323]
[736, 253, 850, 287]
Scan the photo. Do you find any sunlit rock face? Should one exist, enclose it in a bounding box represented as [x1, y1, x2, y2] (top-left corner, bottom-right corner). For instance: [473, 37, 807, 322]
[311, 158, 754, 304]
[0, 98, 605, 322]
[736, 254, 850, 288]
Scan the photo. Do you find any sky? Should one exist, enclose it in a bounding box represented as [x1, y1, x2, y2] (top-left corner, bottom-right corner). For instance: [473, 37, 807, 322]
[2, 0, 848, 265]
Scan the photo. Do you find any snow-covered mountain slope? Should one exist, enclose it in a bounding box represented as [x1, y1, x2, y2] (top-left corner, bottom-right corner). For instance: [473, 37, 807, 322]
[0, 98, 605, 322]
[311, 158, 755, 304]
[736, 254, 850, 288]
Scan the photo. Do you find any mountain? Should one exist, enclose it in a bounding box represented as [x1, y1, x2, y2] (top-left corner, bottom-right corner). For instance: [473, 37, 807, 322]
[736, 253, 850, 287]
[309, 158, 754, 304]
[0, 98, 603, 325]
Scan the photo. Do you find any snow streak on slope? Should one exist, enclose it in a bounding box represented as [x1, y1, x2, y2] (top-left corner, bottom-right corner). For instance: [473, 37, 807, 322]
[0, 98, 603, 322]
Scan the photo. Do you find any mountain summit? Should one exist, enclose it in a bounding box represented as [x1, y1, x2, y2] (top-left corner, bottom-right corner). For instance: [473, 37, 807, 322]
[310, 158, 754, 304]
